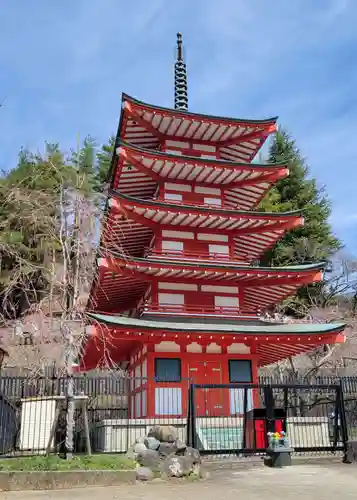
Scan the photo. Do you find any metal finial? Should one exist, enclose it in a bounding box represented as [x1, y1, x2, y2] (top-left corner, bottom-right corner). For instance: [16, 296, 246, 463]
[174, 32, 188, 111]
[176, 32, 183, 61]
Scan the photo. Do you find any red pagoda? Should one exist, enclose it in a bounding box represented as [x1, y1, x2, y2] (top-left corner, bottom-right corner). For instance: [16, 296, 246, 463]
[80, 33, 345, 419]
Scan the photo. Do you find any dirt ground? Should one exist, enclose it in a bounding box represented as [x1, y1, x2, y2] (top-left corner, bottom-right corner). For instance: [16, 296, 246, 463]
[1, 461, 357, 499]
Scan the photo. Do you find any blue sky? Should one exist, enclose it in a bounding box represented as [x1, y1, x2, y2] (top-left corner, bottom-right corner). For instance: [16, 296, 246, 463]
[0, 0, 356, 251]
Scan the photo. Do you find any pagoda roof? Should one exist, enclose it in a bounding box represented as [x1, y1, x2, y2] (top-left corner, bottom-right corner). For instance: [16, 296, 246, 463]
[113, 93, 278, 173]
[81, 312, 345, 368]
[94, 255, 324, 313]
[106, 192, 303, 262]
[113, 141, 289, 208]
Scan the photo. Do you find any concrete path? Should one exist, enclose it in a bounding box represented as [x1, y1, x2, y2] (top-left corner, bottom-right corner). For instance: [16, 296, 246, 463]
[1, 463, 356, 499]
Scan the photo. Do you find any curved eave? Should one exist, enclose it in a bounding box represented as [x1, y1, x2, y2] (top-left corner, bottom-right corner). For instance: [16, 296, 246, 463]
[100, 254, 326, 276]
[109, 189, 303, 220]
[87, 312, 346, 336]
[113, 93, 278, 170]
[79, 313, 345, 370]
[117, 139, 288, 172]
[91, 257, 325, 315]
[122, 93, 278, 127]
[105, 194, 303, 263]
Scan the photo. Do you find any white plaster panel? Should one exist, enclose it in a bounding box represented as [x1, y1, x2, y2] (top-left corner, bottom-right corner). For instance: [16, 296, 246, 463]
[164, 192, 183, 201]
[141, 390, 147, 417]
[135, 364, 141, 388]
[202, 285, 239, 293]
[204, 197, 222, 207]
[194, 186, 221, 195]
[159, 282, 198, 291]
[165, 150, 182, 156]
[215, 296, 239, 308]
[165, 183, 192, 192]
[165, 140, 190, 148]
[197, 233, 228, 242]
[162, 240, 184, 252]
[135, 392, 142, 418]
[206, 343, 222, 353]
[192, 143, 216, 153]
[208, 244, 229, 256]
[142, 359, 147, 377]
[154, 341, 180, 352]
[229, 389, 253, 415]
[162, 230, 194, 239]
[155, 388, 182, 416]
[158, 293, 184, 305]
[227, 344, 251, 354]
[186, 342, 203, 353]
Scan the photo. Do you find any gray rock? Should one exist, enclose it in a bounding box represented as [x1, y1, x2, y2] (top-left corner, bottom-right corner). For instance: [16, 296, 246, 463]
[148, 425, 178, 443]
[161, 455, 193, 478]
[126, 447, 137, 460]
[133, 441, 147, 454]
[137, 449, 161, 469]
[174, 439, 187, 452]
[184, 446, 201, 464]
[158, 442, 177, 457]
[144, 436, 160, 450]
[136, 466, 154, 481]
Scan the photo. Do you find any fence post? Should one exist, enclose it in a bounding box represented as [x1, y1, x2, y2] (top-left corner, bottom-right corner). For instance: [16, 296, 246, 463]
[264, 386, 275, 434]
[242, 387, 248, 451]
[187, 385, 192, 446]
[338, 381, 349, 462]
[187, 384, 197, 449]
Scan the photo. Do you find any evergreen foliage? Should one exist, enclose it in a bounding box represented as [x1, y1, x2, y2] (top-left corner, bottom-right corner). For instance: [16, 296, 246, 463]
[260, 128, 342, 313]
[0, 129, 343, 318]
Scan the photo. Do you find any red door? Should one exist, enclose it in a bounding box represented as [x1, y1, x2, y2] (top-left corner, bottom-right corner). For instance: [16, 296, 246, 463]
[188, 361, 226, 416]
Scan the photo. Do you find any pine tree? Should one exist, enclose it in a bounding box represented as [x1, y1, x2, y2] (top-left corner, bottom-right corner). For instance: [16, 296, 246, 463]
[260, 129, 342, 313]
[96, 136, 115, 191]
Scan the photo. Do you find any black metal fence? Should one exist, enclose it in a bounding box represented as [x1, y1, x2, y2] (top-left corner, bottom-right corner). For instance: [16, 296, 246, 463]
[187, 382, 348, 456]
[0, 374, 355, 458]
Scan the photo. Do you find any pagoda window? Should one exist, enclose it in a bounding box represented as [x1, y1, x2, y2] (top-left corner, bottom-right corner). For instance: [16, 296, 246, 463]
[164, 192, 183, 202]
[208, 244, 229, 257]
[203, 197, 222, 207]
[228, 360, 252, 383]
[155, 358, 181, 382]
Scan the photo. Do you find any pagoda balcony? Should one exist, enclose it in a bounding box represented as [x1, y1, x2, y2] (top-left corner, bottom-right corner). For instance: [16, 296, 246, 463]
[147, 248, 248, 265]
[140, 302, 257, 320]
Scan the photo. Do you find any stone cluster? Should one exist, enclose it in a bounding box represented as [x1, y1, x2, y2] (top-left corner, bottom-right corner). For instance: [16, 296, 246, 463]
[127, 425, 203, 481]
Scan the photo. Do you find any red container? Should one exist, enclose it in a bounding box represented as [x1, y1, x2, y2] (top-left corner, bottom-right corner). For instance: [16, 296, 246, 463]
[245, 409, 286, 449]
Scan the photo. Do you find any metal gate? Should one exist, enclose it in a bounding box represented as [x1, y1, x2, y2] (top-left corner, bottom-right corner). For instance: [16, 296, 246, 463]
[187, 382, 348, 456]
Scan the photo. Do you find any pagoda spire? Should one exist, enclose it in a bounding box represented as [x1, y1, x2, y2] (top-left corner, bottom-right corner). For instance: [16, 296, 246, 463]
[174, 32, 188, 111]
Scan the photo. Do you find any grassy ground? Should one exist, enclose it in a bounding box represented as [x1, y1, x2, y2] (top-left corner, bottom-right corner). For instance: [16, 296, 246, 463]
[0, 454, 135, 471]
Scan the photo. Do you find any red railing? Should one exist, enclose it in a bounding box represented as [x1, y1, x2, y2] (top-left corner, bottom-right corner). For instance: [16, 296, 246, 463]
[141, 303, 257, 319]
